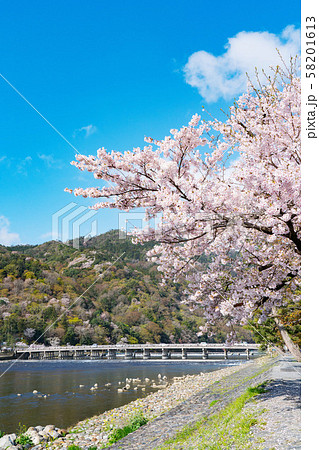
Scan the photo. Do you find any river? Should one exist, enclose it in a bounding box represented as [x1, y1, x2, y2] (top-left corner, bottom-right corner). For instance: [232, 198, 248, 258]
[0, 358, 251, 433]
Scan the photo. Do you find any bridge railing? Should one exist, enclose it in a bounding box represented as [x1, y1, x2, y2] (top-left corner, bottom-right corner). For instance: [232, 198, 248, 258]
[16, 343, 260, 353]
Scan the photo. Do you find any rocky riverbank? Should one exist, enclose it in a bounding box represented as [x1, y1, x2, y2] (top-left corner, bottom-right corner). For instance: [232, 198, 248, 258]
[0, 425, 66, 449]
[0, 359, 252, 449]
[47, 361, 252, 449]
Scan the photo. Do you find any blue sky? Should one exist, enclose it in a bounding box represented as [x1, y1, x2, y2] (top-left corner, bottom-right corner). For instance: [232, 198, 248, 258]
[0, 0, 300, 245]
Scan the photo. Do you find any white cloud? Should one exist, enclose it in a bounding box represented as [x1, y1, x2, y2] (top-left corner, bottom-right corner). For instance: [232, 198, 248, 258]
[16, 155, 32, 174]
[40, 231, 59, 240]
[74, 124, 97, 138]
[0, 216, 20, 246]
[0, 156, 33, 174]
[184, 25, 300, 102]
[38, 154, 63, 169]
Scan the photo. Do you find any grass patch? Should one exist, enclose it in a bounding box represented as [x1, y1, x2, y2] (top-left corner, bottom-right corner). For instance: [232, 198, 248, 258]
[157, 382, 268, 449]
[106, 412, 149, 445]
[209, 400, 219, 407]
[247, 384, 267, 395]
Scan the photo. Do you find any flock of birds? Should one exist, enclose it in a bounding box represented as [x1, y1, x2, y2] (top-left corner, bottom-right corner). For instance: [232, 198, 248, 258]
[16, 374, 169, 398]
[16, 390, 50, 398]
[84, 374, 169, 393]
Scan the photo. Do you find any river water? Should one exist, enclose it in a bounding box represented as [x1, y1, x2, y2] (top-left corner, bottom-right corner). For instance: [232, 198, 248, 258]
[0, 358, 251, 433]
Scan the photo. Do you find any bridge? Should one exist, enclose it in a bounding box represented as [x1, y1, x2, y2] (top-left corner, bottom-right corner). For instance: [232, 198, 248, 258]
[15, 343, 260, 361]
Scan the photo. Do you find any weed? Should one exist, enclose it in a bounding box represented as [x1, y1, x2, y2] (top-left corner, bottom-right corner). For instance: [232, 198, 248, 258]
[247, 385, 267, 395]
[209, 399, 219, 407]
[16, 422, 27, 435]
[247, 381, 268, 396]
[107, 412, 149, 445]
[129, 413, 148, 431]
[69, 427, 81, 434]
[16, 434, 33, 448]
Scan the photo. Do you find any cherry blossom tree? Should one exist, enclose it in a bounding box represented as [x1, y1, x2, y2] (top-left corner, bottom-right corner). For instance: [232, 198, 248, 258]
[66, 63, 301, 360]
[24, 327, 36, 343]
[48, 336, 61, 347]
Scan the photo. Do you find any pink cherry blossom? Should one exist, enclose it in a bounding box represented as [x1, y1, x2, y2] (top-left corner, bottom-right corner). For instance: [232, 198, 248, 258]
[66, 64, 300, 354]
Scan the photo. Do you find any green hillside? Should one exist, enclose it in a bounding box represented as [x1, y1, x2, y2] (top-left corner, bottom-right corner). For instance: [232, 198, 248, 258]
[0, 231, 253, 347]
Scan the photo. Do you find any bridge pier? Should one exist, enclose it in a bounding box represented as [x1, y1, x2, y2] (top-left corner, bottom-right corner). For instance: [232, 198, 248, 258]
[143, 348, 151, 359]
[108, 349, 117, 360]
[162, 348, 171, 360]
[63, 351, 70, 359]
[202, 348, 208, 360]
[182, 348, 188, 360]
[246, 349, 250, 360]
[74, 349, 85, 359]
[224, 349, 228, 360]
[125, 349, 133, 359]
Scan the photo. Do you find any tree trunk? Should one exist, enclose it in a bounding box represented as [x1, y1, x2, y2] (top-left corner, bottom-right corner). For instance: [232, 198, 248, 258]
[272, 306, 301, 362]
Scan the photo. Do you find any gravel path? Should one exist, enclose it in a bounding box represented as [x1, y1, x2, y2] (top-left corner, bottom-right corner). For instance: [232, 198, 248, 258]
[244, 356, 301, 449]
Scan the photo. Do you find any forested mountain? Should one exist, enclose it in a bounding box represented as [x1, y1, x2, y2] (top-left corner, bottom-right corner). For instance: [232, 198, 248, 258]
[0, 231, 253, 347]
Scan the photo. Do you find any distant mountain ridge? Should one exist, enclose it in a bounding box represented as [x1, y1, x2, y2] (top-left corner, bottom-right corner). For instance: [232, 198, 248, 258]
[0, 230, 253, 347]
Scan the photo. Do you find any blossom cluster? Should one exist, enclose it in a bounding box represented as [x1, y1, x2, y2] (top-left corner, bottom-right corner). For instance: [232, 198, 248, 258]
[67, 67, 301, 332]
